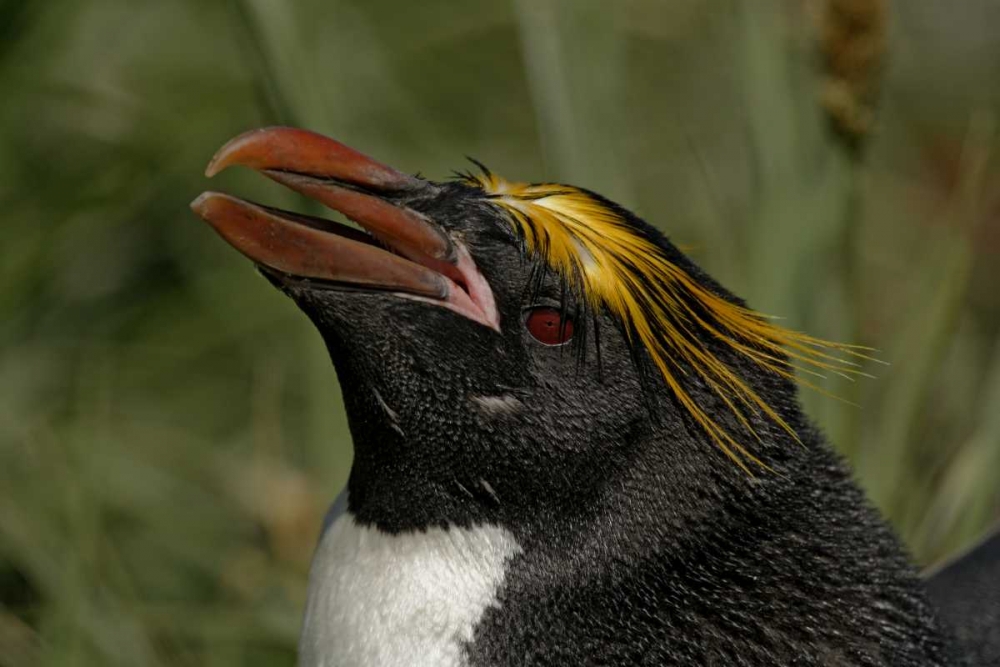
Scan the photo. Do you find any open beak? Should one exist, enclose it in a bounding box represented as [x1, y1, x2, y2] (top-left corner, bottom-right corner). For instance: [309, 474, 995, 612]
[191, 127, 498, 330]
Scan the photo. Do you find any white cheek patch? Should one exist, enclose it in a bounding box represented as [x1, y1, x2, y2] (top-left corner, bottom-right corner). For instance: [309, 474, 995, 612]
[298, 514, 521, 667]
[470, 394, 524, 416]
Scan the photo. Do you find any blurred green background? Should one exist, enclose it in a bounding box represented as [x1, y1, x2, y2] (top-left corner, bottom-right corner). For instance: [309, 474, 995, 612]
[1, 0, 998, 664]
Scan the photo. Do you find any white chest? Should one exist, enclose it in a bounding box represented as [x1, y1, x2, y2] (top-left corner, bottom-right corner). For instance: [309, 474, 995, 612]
[298, 513, 521, 667]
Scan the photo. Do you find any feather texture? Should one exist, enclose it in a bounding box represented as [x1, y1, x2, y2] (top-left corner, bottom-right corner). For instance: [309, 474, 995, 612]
[464, 170, 870, 469]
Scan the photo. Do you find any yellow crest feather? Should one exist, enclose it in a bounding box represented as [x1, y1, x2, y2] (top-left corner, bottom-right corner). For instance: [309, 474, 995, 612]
[463, 170, 870, 471]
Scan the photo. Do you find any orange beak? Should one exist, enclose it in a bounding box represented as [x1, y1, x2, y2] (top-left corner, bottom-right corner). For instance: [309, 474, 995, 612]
[191, 127, 499, 330]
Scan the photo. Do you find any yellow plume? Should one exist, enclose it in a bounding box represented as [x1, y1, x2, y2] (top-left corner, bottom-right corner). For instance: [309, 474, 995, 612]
[463, 170, 870, 472]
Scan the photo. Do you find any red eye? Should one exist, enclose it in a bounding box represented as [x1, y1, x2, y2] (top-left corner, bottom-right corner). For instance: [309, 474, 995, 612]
[525, 307, 574, 346]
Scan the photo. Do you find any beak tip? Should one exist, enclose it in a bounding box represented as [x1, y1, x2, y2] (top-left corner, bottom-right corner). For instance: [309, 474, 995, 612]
[190, 192, 209, 216]
[204, 128, 264, 177]
[204, 149, 235, 178]
[190, 191, 225, 219]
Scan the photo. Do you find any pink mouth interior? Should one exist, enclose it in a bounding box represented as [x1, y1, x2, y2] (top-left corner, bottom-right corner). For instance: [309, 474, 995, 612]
[405, 242, 500, 332]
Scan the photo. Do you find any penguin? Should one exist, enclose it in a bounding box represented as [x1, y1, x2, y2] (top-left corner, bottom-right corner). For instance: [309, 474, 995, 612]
[191, 126, 996, 666]
[925, 527, 1000, 665]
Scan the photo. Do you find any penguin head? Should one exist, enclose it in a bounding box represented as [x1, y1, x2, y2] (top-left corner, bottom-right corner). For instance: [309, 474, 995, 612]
[192, 127, 860, 533]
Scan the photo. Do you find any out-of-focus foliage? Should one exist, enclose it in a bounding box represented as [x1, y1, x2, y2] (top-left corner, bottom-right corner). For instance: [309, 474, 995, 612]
[0, 0, 998, 664]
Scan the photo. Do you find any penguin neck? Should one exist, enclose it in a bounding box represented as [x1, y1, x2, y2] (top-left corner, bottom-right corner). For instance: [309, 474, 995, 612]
[340, 392, 504, 533]
[341, 390, 814, 544]
[344, 454, 499, 533]
[512, 405, 820, 563]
